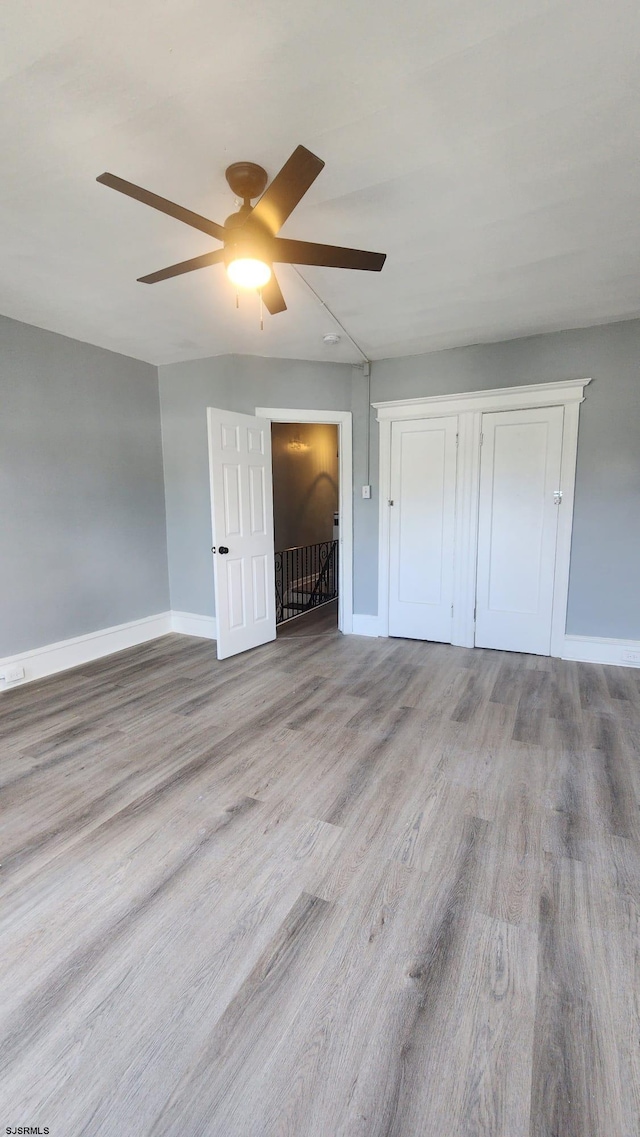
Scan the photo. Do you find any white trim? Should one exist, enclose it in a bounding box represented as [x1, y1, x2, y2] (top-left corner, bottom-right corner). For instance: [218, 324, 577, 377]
[376, 416, 392, 638]
[374, 377, 590, 420]
[451, 409, 482, 647]
[256, 408, 353, 424]
[0, 612, 172, 689]
[377, 379, 590, 657]
[550, 401, 580, 657]
[4, 614, 637, 697]
[171, 611, 217, 639]
[562, 635, 640, 667]
[352, 614, 381, 637]
[255, 407, 353, 635]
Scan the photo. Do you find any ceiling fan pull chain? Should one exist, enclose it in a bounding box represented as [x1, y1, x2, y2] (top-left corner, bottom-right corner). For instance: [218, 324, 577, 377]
[236, 289, 239, 310]
[259, 289, 264, 332]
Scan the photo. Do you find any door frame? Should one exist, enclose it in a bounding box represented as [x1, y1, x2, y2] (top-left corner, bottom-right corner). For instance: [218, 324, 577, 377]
[374, 378, 591, 656]
[255, 407, 353, 635]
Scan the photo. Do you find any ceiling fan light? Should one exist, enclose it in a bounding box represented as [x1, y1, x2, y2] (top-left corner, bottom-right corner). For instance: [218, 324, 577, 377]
[227, 258, 272, 290]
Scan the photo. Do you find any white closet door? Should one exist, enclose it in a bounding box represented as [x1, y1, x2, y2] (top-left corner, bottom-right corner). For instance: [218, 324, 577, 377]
[388, 416, 458, 642]
[475, 405, 564, 655]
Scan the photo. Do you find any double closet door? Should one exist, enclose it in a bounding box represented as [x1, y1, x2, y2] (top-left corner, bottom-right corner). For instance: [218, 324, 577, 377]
[387, 404, 565, 656]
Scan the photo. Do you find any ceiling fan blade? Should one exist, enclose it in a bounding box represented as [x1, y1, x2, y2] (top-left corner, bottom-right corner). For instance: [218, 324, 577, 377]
[97, 173, 225, 242]
[272, 237, 386, 272]
[249, 146, 324, 236]
[261, 272, 287, 315]
[138, 249, 225, 284]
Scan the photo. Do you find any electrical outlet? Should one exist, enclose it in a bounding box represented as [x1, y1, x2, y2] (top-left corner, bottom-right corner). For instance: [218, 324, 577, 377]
[362, 485, 371, 499]
[2, 665, 25, 683]
[621, 649, 640, 665]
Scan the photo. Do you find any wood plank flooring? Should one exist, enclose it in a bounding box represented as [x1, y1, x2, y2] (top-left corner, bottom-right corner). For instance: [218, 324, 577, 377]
[1, 631, 640, 1135]
[277, 599, 338, 638]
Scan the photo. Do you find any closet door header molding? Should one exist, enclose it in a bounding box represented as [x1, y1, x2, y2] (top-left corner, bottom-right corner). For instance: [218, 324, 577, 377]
[373, 378, 591, 421]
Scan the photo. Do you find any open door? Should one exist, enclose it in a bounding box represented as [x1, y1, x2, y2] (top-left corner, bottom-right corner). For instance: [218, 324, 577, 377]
[207, 408, 276, 660]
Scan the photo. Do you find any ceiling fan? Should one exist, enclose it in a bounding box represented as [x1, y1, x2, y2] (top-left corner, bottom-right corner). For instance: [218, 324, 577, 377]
[97, 145, 386, 315]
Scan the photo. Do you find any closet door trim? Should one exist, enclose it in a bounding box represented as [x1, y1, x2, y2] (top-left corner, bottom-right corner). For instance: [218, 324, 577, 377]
[375, 378, 590, 654]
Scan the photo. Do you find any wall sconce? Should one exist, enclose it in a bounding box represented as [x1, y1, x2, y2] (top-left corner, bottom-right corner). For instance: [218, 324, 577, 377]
[288, 432, 310, 453]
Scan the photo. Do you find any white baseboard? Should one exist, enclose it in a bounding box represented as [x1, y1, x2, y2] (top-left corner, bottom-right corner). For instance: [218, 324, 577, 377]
[4, 613, 638, 691]
[346, 624, 640, 664]
[350, 614, 381, 638]
[0, 610, 221, 691]
[562, 634, 640, 668]
[171, 611, 217, 639]
[0, 612, 173, 690]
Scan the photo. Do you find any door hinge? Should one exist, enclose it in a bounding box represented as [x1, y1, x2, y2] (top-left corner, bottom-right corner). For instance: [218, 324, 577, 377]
[451, 604, 454, 616]
[474, 606, 477, 620]
[455, 432, 459, 446]
[480, 432, 484, 446]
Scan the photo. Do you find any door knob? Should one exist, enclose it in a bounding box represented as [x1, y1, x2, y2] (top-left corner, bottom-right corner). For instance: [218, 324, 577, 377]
[218, 546, 229, 554]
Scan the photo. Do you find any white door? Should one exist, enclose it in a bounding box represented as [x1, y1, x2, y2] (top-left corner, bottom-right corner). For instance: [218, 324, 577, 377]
[207, 408, 276, 660]
[388, 416, 458, 642]
[475, 405, 564, 655]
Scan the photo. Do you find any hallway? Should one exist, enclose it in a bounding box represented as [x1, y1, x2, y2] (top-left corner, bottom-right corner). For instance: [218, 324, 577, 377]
[277, 599, 339, 639]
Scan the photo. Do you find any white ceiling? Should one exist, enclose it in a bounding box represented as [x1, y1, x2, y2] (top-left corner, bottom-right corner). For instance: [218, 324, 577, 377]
[2, 0, 640, 365]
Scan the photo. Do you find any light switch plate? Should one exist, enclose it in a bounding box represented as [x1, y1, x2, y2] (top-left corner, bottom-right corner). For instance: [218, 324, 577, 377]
[362, 484, 371, 499]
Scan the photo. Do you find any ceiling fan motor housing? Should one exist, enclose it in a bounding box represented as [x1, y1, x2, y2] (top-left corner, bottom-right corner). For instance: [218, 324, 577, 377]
[222, 212, 272, 268]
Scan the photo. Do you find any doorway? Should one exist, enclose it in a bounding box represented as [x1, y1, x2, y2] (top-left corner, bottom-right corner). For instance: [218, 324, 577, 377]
[271, 421, 339, 636]
[256, 408, 354, 636]
[207, 406, 352, 660]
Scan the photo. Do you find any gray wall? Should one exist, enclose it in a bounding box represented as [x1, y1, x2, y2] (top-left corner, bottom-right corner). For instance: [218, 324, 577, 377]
[158, 354, 352, 616]
[12, 308, 628, 650]
[271, 422, 338, 551]
[0, 315, 169, 655]
[353, 318, 640, 639]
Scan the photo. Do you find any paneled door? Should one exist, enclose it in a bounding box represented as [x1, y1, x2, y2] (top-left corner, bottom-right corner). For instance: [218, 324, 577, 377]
[475, 405, 564, 655]
[207, 408, 276, 660]
[388, 416, 458, 642]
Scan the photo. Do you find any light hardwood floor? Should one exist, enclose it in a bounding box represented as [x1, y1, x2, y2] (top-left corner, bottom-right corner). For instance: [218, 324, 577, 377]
[1, 631, 639, 1136]
[277, 599, 338, 638]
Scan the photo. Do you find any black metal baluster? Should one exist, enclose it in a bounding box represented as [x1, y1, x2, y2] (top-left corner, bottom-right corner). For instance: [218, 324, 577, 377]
[274, 540, 340, 625]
